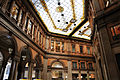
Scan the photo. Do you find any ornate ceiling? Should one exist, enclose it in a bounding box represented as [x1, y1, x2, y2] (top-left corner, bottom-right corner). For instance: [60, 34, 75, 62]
[30, 0, 91, 40]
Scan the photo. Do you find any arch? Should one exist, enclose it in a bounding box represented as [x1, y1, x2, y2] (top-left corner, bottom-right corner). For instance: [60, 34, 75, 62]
[19, 46, 33, 61]
[0, 31, 18, 55]
[50, 60, 65, 68]
[17, 46, 33, 79]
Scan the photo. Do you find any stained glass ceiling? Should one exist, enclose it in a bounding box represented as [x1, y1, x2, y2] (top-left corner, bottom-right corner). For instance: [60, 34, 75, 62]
[30, 0, 91, 40]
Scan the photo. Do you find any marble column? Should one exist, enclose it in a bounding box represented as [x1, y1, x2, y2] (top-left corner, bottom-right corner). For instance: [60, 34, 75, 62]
[43, 58, 48, 80]
[68, 60, 72, 80]
[28, 62, 34, 80]
[8, 56, 20, 80]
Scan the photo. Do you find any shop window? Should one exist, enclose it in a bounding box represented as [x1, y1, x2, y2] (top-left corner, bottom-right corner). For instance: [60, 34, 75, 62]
[80, 46, 83, 53]
[72, 62, 77, 69]
[111, 24, 120, 40]
[11, 3, 19, 20]
[87, 47, 90, 54]
[56, 41, 60, 52]
[62, 42, 64, 52]
[72, 44, 75, 52]
[51, 40, 54, 51]
[81, 62, 85, 69]
[88, 63, 93, 70]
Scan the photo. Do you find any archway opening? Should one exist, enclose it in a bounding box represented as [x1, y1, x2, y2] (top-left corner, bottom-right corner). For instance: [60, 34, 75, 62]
[17, 47, 31, 79]
[52, 62, 64, 80]
[0, 34, 16, 80]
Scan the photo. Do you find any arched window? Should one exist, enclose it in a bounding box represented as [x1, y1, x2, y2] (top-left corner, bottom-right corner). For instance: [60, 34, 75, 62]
[52, 62, 63, 68]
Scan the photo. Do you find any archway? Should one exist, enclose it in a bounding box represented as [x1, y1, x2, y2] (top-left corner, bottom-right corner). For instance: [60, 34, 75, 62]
[0, 32, 17, 80]
[17, 46, 32, 79]
[32, 55, 42, 79]
[51, 61, 64, 80]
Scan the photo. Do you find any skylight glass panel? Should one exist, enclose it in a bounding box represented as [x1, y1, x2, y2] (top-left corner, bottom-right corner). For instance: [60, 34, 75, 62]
[30, 0, 91, 39]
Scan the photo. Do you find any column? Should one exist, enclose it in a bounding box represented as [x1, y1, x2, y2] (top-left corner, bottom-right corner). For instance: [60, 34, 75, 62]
[63, 71, 66, 80]
[23, 12, 28, 31]
[43, 58, 48, 80]
[8, 56, 20, 80]
[9, 1, 15, 16]
[17, 9, 22, 26]
[79, 72, 81, 80]
[35, 69, 39, 79]
[28, 62, 34, 80]
[54, 40, 56, 52]
[68, 60, 72, 80]
[0, 63, 6, 80]
[38, 70, 42, 79]
[98, 26, 119, 80]
[47, 70, 52, 80]
[1, 0, 9, 13]
[87, 71, 89, 80]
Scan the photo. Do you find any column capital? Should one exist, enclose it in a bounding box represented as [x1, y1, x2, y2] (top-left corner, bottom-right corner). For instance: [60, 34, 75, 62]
[12, 55, 21, 62]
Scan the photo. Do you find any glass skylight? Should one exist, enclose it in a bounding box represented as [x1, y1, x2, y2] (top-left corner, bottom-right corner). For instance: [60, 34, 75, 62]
[30, 0, 91, 39]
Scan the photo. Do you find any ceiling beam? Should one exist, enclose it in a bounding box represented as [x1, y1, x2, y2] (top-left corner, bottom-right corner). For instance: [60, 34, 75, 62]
[69, 18, 88, 37]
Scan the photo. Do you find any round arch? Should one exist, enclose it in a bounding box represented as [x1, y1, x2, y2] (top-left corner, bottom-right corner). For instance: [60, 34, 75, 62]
[50, 60, 65, 68]
[0, 31, 18, 55]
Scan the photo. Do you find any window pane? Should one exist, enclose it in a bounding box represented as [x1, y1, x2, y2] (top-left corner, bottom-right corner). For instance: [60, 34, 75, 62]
[56, 41, 60, 52]
[72, 44, 75, 52]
